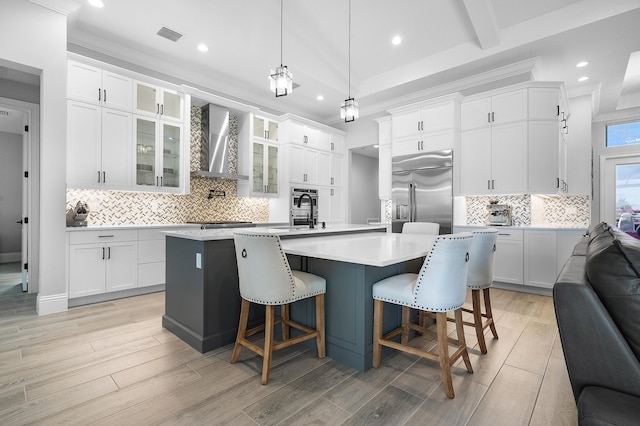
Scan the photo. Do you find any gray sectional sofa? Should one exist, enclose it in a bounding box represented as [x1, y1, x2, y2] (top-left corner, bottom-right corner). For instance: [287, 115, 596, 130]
[554, 222, 640, 425]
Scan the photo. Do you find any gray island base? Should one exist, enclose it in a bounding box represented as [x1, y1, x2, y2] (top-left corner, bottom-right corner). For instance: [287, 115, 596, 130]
[162, 225, 436, 371]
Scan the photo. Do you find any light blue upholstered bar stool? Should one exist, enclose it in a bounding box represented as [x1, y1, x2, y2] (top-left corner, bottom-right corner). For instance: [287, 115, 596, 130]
[402, 221, 440, 235]
[232, 232, 326, 385]
[372, 232, 474, 399]
[462, 229, 499, 354]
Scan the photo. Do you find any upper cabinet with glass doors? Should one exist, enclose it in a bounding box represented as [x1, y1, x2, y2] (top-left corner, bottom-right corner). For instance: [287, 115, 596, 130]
[134, 117, 182, 192]
[134, 80, 183, 122]
[253, 115, 279, 142]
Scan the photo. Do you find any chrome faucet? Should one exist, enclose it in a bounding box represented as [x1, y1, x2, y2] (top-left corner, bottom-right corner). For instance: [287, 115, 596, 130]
[297, 193, 315, 229]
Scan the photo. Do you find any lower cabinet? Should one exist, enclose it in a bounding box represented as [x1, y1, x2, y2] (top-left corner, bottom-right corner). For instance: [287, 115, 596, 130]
[524, 230, 557, 288]
[137, 229, 166, 287]
[494, 229, 524, 285]
[68, 230, 138, 298]
[318, 187, 344, 224]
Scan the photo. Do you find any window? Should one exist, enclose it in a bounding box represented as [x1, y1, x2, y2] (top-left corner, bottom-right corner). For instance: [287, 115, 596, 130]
[606, 121, 640, 147]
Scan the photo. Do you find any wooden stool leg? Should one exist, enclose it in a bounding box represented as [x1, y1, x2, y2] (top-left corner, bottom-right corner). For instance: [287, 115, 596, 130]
[261, 305, 275, 385]
[472, 289, 488, 354]
[231, 298, 250, 363]
[484, 288, 498, 339]
[281, 304, 290, 341]
[315, 294, 326, 358]
[455, 308, 473, 374]
[436, 312, 454, 399]
[401, 306, 411, 345]
[372, 299, 384, 368]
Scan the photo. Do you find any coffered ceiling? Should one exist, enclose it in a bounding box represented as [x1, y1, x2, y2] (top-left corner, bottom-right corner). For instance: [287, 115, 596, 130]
[4, 0, 640, 129]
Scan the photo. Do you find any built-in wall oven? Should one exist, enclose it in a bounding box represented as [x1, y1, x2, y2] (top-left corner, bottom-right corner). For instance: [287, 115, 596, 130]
[291, 188, 318, 226]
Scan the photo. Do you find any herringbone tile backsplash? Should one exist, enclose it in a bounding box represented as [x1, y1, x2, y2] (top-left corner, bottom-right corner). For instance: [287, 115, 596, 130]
[66, 106, 269, 226]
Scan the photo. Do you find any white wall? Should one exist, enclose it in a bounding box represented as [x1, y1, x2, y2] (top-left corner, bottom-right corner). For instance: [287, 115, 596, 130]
[0, 0, 69, 314]
[0, 131, 22, 260]
[349, 152, 380, 224]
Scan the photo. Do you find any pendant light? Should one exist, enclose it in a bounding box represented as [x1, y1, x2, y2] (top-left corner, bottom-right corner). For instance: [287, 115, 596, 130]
[340, 0, 359, 122]
[269, 0, 293, 97]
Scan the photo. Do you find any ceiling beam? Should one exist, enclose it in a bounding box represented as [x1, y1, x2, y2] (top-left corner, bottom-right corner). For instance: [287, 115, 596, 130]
[461, 0, 501, 50]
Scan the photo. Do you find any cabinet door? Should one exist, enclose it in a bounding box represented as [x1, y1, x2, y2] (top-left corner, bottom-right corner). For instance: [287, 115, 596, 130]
[392, 135, 422, 157]
[160, 122, 182, 189]
[492, 89, 527, 125]
[461, 97, 492, 131]
[252, 141, 265, 193]
[265, 144, 279, 195]
[556, 231, 585, 276]
[528, 121, 560, 194]
[491, 122, 527, 194]
[134, 117, 158, 188]
[101, 71, 132, 111]
[105, 241, 137, 292]
[317, 152, 332, 186]
[422, 129, 455, 151]
[303, 149, 318, 184]
[379, 145, 392, 199]
[289, 145, 305, 183]
[67, 61, 102, 105]
[316, 130, 331, 151]
[528, 88, 560, 120]
[69, 243, 106, 298]
[392, 109, 421, 139]
[160, 88, 182, 121]
[524, 231, 557, 288]
[254, 116, 278, 141]
[421, 102, 455, 133]
[67, 100, 102, 188]
[330, 134, 344, 153]
[101, 108, 132, 190]
[331, 155, 343, 187]
[330, 187, 344, 223]
[317, 187, 331, 224]
[135, 81, 159, 116]
[138, 262, 165, 287]
[494, 238, 524, 284]
[460, 128, 492, 195]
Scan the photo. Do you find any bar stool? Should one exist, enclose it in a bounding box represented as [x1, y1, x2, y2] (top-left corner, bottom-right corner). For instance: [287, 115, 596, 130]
[372, 233, 474, 399]
[231, 232, 326, 385]
[462, 229, 499, 354]
[402, 221, 440, 235]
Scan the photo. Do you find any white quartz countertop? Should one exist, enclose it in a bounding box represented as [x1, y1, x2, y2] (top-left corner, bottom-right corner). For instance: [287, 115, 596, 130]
[280, 232, 437, 267]
[454, 225, 588, 232]
[66, 222, 285, 232]
[163, 224, 388, 241]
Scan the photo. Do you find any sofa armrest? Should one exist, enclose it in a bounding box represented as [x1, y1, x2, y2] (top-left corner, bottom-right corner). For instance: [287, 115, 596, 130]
[553, 256, 640, 403]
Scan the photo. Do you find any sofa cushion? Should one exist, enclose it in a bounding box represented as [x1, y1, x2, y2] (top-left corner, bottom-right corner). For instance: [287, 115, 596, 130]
[578, 386, 640, 426]
[588, 222, 610, 243]
[586, 226, 640, 361]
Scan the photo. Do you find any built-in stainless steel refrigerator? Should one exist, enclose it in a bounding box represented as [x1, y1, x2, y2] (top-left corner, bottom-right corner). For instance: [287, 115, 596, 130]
[391, 149, 453, 234]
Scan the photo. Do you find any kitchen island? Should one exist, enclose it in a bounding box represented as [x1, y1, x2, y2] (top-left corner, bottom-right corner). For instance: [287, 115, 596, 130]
[162, 224, 390, 356]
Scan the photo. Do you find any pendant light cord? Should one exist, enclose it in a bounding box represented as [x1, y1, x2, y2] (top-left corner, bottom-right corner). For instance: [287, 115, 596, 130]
[280, 0, 284, 66]
[348, 0, 351, 98]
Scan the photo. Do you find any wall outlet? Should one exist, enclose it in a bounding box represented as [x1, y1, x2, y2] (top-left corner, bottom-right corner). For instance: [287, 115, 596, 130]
[195, 253, 202, 269]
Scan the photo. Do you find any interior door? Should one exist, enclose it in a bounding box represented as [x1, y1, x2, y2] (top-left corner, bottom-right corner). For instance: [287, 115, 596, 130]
[21, 113, 29, 291]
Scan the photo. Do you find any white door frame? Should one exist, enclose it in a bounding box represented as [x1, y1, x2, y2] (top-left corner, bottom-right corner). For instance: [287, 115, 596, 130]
[599, 153, 640, 226]
[0, 97, 39, 294]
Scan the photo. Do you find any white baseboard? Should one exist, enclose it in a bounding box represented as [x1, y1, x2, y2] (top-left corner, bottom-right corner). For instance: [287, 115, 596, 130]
[36, 293, 68, 315]
[0, 252, 21, 263]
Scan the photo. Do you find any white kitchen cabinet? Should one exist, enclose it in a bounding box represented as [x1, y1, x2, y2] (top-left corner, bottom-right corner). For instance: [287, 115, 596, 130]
[555, 230, 586, 276]
[460, 121, 527, 195]
[524, 230, 557, 288]
[317, 152, 332, 186]
[528, 87, 561, 120]
[137, 229, 166, 288]
[392, 98, 457, 139]
[134, 117, 183, 192]
[331, 155, 343, 187]
[289, 144, 319, 184]
[318, 187, 344, 224]
[494, 229, 524, 285]
[379, 144, 392, 199]
[528, 120, 563, 194]
[329, 134, 344, 153]
[253, 115, 279, 142]
[290, 122, 319, 147]
[134, 80, 183, 122]
[250, 140, 279, 196]
[67, 100, 132, 190]
[392, 129, 455, 156]
[461, 89, 527, 131]
[69, 230, 138, 298]
[67, 60, 132, 111]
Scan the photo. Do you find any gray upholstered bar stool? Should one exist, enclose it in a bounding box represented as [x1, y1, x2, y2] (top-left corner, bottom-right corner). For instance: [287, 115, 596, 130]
[372, 233, 474, 399]
[402, 221, 440, 235]
[232, 232, 326, 385]
[462, 229, 499, 354]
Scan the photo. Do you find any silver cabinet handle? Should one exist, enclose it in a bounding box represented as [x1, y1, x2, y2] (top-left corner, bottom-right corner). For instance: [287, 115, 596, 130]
[98, 235, 114, 238]
[492, 179, 495, 189]
[103, 171, 106, 183]
[102, 247, 105, 259]
[107, 247, 111, 259]
[488, 112, 491, 123]
[98, 88, 101, 101]
[156, 103, 160, 114]
[487, 180, 491, 190]
[104, 89, 107, 102]
[492, 112, 495, 122]
[98, 171, 101, 183]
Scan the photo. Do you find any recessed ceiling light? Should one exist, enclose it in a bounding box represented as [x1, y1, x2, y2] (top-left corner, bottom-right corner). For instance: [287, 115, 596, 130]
[88, 0, 104, 7]
[578, 76, 589, 82]
[576, 61, 589, 68]
[197, 43, 209, 52]
[392, 35, 402, 46]
[316, 95, 324, 101]
[373, 144, 380, 148]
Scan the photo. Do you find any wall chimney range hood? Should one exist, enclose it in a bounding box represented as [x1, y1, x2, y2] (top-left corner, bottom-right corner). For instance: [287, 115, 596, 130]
[192, 104, 248, 180]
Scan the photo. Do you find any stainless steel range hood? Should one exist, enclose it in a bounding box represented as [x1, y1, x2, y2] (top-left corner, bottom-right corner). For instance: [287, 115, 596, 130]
[192, 104, 248, 180]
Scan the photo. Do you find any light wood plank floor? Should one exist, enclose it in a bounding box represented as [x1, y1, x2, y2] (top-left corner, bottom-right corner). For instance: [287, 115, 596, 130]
[0, 286, 577, 425]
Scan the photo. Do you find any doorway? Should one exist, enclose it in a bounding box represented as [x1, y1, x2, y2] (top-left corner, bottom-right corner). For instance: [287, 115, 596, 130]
[601, 154, 640, 238]
[0, 102, 35, 293]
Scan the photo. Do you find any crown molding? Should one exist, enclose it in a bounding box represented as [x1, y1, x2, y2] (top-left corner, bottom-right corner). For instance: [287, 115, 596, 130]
[28, 0, 81, 15]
